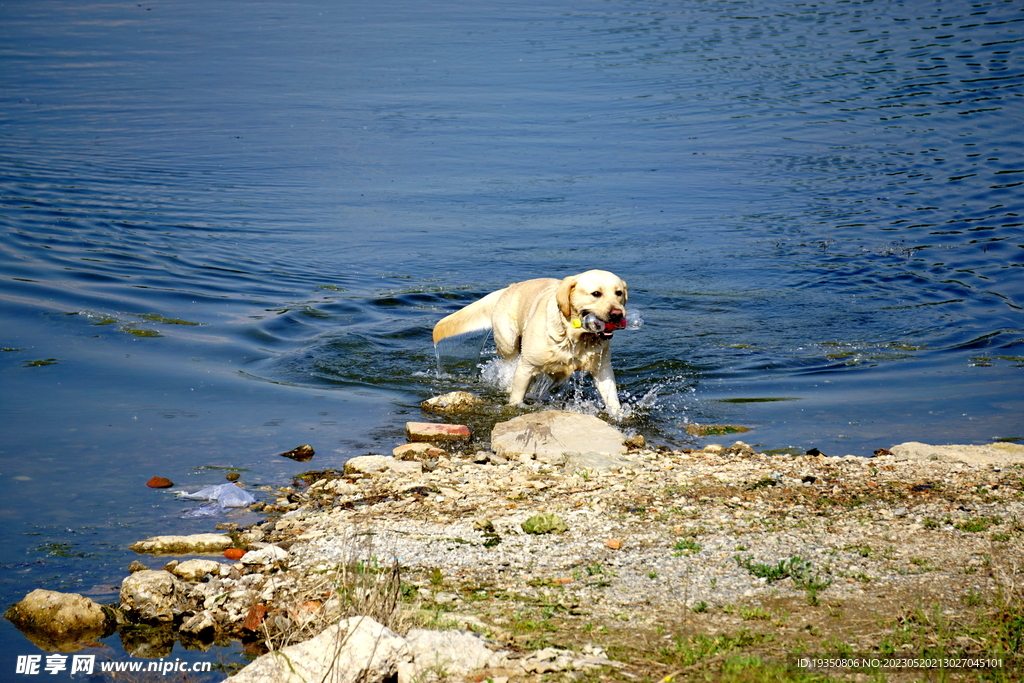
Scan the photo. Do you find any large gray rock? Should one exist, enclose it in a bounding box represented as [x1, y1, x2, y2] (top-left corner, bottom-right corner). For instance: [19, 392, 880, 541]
[5, 589, 112, 652]
[230, 616, 411, 683]
[119, 570, 190, 622]
[890, 442, 1024, 466]
[399, 629, 508, 681]
[491, 410, 626, 465]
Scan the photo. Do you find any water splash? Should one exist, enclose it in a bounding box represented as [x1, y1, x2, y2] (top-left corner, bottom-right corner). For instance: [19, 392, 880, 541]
[479, 356, 516, 392]
[625, 308, 644, 330]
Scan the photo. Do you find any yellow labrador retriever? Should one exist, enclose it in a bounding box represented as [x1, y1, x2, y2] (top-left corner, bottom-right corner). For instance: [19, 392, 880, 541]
[433, 270, 628, 414]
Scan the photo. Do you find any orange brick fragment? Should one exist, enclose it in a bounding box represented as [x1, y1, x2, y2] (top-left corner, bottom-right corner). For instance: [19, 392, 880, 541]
[405, 421, 471, 443]
[241, 604, 266, 631]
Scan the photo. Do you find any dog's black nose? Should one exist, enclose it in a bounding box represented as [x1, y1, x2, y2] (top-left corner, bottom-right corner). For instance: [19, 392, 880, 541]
[609, 308, 624, 322]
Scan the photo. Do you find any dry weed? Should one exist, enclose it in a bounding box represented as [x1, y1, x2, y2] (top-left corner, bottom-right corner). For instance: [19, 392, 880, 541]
[256, 528, 410, 653]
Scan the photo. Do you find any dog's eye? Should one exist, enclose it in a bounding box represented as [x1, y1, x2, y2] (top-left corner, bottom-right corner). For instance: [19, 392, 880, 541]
[615, 290, 623, 297]
[591, 291, 602, 298]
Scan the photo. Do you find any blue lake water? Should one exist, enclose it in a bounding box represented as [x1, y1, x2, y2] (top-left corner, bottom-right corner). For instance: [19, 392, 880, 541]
[1, 0, 1022, 673]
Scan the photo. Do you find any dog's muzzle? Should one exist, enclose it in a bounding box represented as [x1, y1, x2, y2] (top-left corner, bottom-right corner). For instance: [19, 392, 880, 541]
[575, 312, 627, 339]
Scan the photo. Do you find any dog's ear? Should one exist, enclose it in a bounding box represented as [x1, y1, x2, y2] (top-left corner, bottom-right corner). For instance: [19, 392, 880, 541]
[620, 280, 628, 304]
[556, 275, 577, 318]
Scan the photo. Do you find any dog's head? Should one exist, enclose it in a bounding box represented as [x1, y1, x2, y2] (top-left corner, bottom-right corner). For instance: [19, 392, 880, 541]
[556, 270, 628, 340]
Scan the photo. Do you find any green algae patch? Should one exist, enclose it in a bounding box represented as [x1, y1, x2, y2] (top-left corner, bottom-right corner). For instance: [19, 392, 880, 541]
[138, 313, 200, 326]
[122, 327, 162, 338]
[685, 424, 751, 437]
[522, 513, 568, 535]
[24, 358, 60, 367]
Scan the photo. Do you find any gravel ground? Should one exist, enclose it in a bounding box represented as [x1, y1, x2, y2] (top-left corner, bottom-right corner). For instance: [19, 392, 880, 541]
[256, 439, 1024, 657]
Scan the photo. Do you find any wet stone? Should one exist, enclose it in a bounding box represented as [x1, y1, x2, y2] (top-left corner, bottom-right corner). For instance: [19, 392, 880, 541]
[392, 442, 448, 461]
[129, 533, 234, 555]
[420, 391, 487, 414]
[5, 589, 113, 650]
[279, 444, 315, 462]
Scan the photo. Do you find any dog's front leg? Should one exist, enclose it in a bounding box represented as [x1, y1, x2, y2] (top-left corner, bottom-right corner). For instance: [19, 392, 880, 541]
[592, 361, 622, 416]
[508, 363, 536, 406]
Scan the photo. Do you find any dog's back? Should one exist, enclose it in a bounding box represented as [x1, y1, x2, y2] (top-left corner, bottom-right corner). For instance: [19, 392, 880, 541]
[432, 287, 507, 344]
[433, 278, 558, 348]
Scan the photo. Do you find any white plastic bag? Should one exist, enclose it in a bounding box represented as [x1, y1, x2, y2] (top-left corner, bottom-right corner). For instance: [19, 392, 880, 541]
[177, 483, 255, 517]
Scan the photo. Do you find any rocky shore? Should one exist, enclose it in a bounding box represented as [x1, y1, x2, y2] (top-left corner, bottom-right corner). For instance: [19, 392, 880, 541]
[7, 402, 1024, 681]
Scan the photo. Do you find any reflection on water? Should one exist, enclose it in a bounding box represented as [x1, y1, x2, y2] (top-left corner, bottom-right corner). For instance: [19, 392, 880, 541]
[1, 0, 1021, 669]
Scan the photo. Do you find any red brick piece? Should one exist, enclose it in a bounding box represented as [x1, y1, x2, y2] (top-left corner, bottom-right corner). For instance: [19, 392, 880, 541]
[146, 476, 173, 489]
[241, 604, 266, 631]
[405, 422, 471, 443]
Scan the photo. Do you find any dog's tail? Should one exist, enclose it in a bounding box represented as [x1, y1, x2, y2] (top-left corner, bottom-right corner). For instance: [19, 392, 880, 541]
[432, 288, 506, 344]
